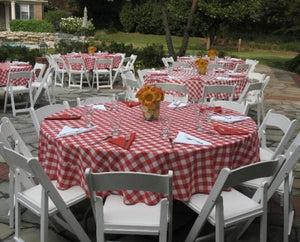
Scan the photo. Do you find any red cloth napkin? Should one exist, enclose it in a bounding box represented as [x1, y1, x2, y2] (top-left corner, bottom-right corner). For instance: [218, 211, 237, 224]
[109, 133, 136, 150]
[122, 101, 141, 108]
[214, 106, 222, 113]
[213, 125, 249, 135]
[45, 114, 81, 120]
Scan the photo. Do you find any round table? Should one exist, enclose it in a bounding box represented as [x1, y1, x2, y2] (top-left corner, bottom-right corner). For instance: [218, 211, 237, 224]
[39, 102, 260, 205]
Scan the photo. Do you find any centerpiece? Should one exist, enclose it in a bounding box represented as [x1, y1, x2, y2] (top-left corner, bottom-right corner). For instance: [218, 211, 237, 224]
[207, 49, 218, 60]
[136, 85, 165, 121]
[194, 57, 209, 75]
[88, 46, 97, 55]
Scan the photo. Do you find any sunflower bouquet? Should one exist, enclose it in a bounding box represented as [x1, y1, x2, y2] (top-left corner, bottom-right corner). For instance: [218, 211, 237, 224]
[88, 46, 97, 55]
[194, 58, 209, 68]
[207, 49, 218, 60]
[136, 85, 165, 121]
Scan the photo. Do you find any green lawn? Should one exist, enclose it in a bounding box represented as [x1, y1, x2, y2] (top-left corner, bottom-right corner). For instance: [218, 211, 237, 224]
[95, 31, 298, 71]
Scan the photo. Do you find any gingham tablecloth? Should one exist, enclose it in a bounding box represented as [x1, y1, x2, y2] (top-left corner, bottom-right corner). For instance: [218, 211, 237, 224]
[39, 102, 259, 205]
[62, 53, 122, 70]
[0, 62, 32, 86]
[144, 67, 248, 100]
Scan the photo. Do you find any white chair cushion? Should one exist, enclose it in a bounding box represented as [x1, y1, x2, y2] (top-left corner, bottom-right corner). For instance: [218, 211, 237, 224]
[18, 180, 86, 215]
[188, 188, 262, 227]
[104, 194, 161, 227]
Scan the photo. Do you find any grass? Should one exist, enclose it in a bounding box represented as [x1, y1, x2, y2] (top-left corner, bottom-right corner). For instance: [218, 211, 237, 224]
[94, 31, 298, 71]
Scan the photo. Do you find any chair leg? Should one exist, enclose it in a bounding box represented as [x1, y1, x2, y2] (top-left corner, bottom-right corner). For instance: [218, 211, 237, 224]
[8, 169, 14, 228]
[15, 199, 21, 240]
[3, 91, 8, 113]
[10, 90, 16, 117]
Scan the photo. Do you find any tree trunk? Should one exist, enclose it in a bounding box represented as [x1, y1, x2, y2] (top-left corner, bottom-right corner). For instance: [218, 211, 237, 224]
[160, 0, 175, 58]
[178, 0, 199, 57]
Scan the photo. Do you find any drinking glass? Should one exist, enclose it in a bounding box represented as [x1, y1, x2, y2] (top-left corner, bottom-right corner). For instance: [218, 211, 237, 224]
[110, 94, 118, 111]
[159, 114, 171, 137]
[83, 104, 94, 127]
[110, 109, 121, 136]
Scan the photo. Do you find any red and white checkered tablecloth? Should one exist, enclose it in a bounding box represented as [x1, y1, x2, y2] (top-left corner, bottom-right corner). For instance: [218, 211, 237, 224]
[144, 68, 248, 100]
[62, 53, 122, 70]
[0, 62, 32, 86]
[38, 102, 259, 205]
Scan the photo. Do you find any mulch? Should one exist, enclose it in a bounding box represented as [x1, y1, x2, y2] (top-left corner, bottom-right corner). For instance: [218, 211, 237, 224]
[0, 163, 9, 181]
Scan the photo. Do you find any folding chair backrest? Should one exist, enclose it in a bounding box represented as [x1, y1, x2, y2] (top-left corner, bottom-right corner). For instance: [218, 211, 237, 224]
[155, 83, 189, 103]
[53, 56, 67, 70]
[29, 102, 70, 137]
[85, 169, 173, 214]
[94, 58, 113, 70]
[8, 70, 33, 86]
[76, 95, 116, 106]
[162, 56, 174, 68]
[247, 72, 266, 82]
[207, 63, 223, 70]
[258, 109, 298, 160]
[172, 61, 190, 68]
[0, 117, 32, 158]
[33, 63, 46, 82]
[137, 68, 154, 86]
[210, 99, 250, 115]
[201, 84, 235, 103]
[234, 63, 250, 74]
[67, 57, 86, 71]
[237, 82, 264, 104]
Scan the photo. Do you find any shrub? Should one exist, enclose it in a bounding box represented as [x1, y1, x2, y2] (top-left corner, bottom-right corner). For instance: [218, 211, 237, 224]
[287, 53, 300, 74]
[54, 40, 89, 54]
[44, 10, 71, 31]
[0, 45, 40, 65]
[60, 17, 95, 36]
[10, 19, 55, 33]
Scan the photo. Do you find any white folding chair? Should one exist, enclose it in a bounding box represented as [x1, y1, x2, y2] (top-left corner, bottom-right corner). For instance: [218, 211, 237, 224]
[92, 58, 113, 90]
[85, 169, 173, 242]
[53, 56, 68, 88]
[31, 66, 56, 106]
[76, 95, 116, 106]
[245, 59, 259, 74]
[0, 117, 35, 228]
[154, 83, 189, 103]
[0, 143, 91, 242]
[67, 57, 91, 89]
[237, 81, 266, 126]
[112, 53, 125, 84]
[184, 158, 282, 242]
[237, 140, 300, 242]
[121, 71, 141, 101]
[162, 56, 174, 68]
[3, 70, 34, 117]
[210, 98, 250, 115]
[137, 68, 155, 87]
[29, 102, 70, 138]
[32, 63, 46, 83]
[201, 84, 236, 103]
[258, 109, 298, 161]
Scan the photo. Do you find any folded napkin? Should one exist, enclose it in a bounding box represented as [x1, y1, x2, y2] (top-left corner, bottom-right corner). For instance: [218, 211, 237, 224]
[213, 106, 222, 113]
[122, 101, 141, 107]
[213, 125, 249, 135]
[45, 114, 81, 120]
[211, 115, 250, 123]
[56, 126, 97, 138]
[108, 133, 136, 150]
[92, 104, 106, 111]
[168, 100, 188, 108]
[173, 131, 212, 146]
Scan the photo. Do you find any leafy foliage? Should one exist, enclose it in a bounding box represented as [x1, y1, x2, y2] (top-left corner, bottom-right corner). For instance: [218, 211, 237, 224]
[10, 19, 55, 33]
[60, 17, 95, 36]
[0, 45, 40, 65]
[44, 10, 72, 31]
[287, 53, 300, 74]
